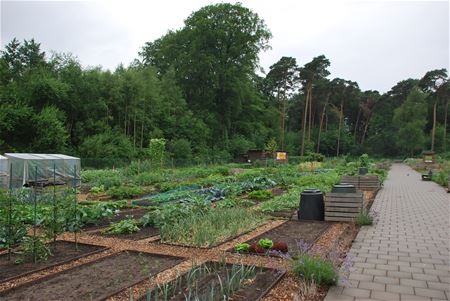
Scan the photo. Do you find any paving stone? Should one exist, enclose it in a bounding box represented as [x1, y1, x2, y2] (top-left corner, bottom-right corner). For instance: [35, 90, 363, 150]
[386, 284, 414, 295]
[412, 273, 440, 282]
[358, 281, 386, 291]
[400, 278, 428, 288]
[414, 288, 447, 299]
[374, 276, 400, 285]
[342, 288, 371, 298]
[370, 290, 400, 301]
[387, 271, 412, 279]
[399, 294, 431, 300]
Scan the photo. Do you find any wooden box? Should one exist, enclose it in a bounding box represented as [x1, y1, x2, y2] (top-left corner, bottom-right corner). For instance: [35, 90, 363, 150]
[324, 191, 364, 222]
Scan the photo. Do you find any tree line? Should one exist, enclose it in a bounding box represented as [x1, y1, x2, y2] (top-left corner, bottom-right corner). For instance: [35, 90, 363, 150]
[0, 3, 448, 161]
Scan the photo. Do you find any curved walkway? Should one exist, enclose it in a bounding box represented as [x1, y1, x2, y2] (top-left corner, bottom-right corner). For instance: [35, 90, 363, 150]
[325, 164, 449, 301]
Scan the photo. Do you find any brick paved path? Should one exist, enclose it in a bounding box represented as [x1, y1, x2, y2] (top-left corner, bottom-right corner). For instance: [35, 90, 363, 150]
[325, 164, 449, 301]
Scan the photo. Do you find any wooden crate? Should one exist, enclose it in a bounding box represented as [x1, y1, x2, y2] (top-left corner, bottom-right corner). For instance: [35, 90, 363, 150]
[325, 192, 363, 222]
[341, 175, 380, 191]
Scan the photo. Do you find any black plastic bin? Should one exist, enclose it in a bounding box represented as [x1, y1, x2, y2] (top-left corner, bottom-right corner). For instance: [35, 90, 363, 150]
[331, 183, 356, 193]
[298, 188, 324, 221]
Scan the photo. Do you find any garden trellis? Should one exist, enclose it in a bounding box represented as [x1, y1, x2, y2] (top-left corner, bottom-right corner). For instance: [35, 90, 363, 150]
[0, 154, 81, 263]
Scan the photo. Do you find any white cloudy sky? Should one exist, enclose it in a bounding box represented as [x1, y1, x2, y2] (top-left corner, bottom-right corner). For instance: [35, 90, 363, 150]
[1, 0, 449, 92]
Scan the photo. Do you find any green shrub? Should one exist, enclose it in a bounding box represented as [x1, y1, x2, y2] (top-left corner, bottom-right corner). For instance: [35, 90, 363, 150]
[356, 210, 373, 226]
[359, 154, 369, 167]
[102, 218, 140, 235]
[132, 172, 165, 186]
[247, 190, 273, 201]
[15, 236, 52, 264]
[432, 170, 449, 187]
[291, 254, 338, 286]
[106, 185, 143, 199]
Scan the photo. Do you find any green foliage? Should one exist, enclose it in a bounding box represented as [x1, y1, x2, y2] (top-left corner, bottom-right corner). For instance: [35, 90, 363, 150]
[168, 138, 192, 161]
[265, 138, 278, 157]
[393, 88, 427, 155]
[33, 106, 68, 153]
[81, 169, 123, 189]
[247, 190, 273, 201]
[80, 130, 135, 160]
[89, 185, 105, 195]
[148, 138, 166, 168]
[291, 254, 338, 286]
[234, 243, 251, 253]
[301, 152, 325, 162]
[258, 238, 273, 249]
[0, 193, 29, 248]
[15, 236, 53, 264]
[159, 207, 266, 247]
[102, 218, 140, 235]
[359, 154, 369, 167]
[356, 211, 373, 226]
[432, 170, 449, 187]
[106, 185, 143, 199]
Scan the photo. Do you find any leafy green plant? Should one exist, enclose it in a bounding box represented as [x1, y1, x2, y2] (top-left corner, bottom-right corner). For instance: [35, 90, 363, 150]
[15, 236, 52, 264]
[106, 185, 143, 199]
[432, 170, 449, 187]
[247, 190, 273, 201]
[359, 154, 370, 168]
[234, 243, 251, 252]
[89, 185, 105, 195]
[356, 210, 373, 226]
[102, 218, 140, 235]
[291, 254, 338, 286]
[258, 238, 273, 249]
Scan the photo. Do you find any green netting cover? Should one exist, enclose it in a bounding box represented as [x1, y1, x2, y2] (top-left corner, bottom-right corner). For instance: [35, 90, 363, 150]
[4, 153, 81, 189]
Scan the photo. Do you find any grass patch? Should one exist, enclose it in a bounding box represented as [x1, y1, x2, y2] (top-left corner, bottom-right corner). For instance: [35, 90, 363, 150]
[291, 254, 338, 286]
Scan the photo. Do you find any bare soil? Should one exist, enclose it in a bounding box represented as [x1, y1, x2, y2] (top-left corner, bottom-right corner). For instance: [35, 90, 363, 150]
[0, 250, 183, 301]
[0, 241, 105, 283]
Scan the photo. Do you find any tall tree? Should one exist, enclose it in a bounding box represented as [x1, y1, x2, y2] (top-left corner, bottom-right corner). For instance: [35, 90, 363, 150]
[393, 87, 427, 156]
[140, 3, 272, 144]
[419, 69, 448, 151]
[265, 56, 299, 150]
[298, 55, 330, 155]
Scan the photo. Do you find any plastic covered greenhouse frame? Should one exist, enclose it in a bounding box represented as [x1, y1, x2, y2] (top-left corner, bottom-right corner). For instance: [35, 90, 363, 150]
[3, 153, 81, 189]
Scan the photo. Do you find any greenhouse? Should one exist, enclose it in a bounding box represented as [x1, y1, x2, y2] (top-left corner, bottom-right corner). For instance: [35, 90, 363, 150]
[0, 155, 8, 188]
[3, 153, 81, 189]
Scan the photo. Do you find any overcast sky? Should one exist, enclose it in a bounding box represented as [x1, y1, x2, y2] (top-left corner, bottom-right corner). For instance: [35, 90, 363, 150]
[1, 0, 449, 92]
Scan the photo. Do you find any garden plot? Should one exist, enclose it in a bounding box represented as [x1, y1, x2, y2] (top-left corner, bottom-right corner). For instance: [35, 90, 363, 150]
[231, 220, 330, 257]
[93, 226, 160, 241]
[137, 261, 285, 301]
[0, 241, 106, 283]
[0, 250, 184, 301]
[82, 207, 149, 231]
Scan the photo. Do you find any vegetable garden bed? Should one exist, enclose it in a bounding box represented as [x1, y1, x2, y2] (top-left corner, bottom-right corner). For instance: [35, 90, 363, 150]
[137, 261, 285, 301]
[83, 208, 149, 231]
[94, 226, 160, 240]
[0, 250, 184, 301]
[0, 241, 107, 283]
[230, 220, 331, 257]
